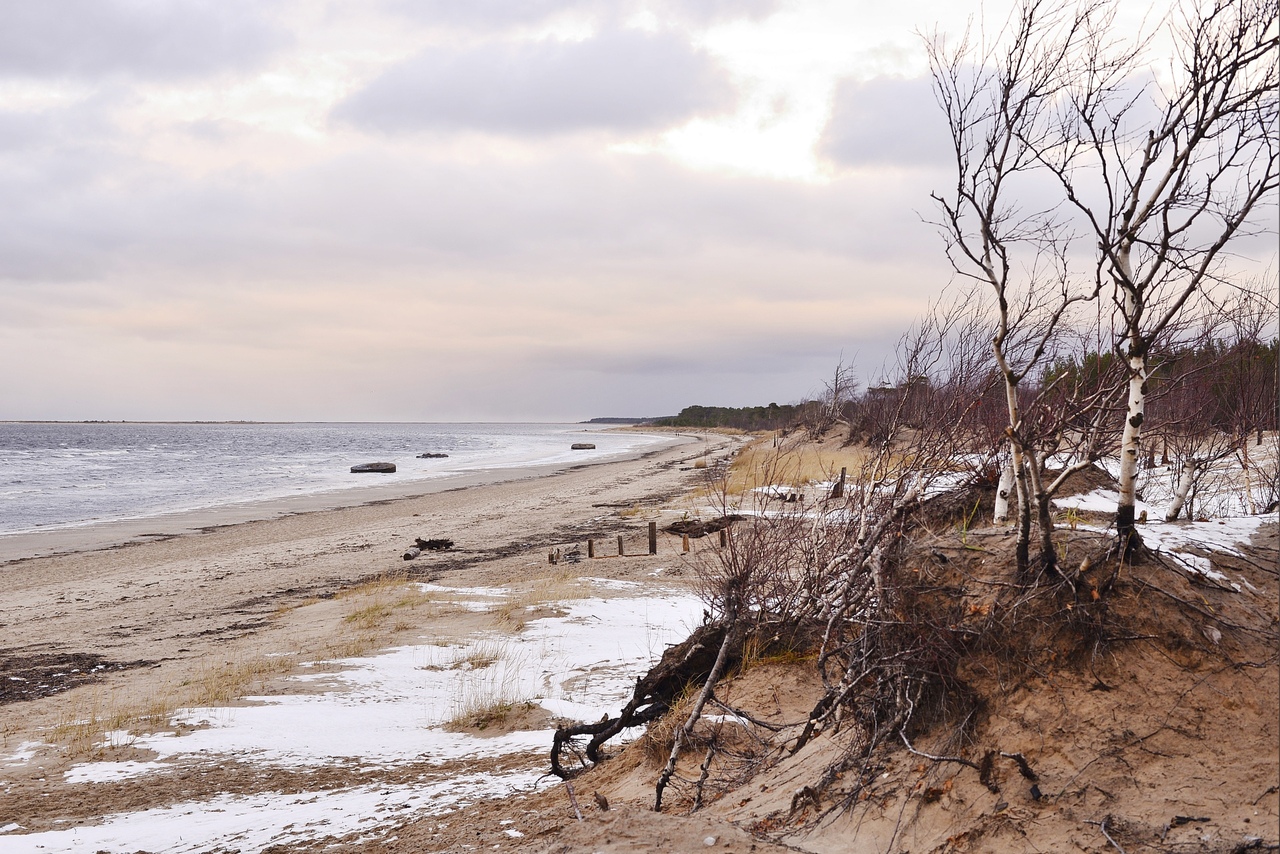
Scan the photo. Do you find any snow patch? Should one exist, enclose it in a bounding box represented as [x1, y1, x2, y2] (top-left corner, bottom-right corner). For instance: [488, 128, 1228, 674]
[0, 774, 542, 854]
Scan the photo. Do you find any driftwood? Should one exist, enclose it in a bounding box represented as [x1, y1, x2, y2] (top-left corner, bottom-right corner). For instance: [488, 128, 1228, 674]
[404, 538, 453, 560]
[664, 515, 745, 539]
[550, 622, 739, 778]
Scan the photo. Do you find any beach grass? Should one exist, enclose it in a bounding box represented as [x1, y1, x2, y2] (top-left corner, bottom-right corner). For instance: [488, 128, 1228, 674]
[444, 644, 533, 731]
[489, 574, 589, 628]
[692, 437, 876, 500]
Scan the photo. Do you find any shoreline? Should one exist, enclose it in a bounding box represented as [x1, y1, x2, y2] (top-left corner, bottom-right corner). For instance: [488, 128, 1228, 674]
[0, 431, 695, 565]
[0, 430, 746, 849]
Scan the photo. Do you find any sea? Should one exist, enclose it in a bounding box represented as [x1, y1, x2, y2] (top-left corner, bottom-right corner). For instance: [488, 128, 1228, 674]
[0, 422, 670, 537]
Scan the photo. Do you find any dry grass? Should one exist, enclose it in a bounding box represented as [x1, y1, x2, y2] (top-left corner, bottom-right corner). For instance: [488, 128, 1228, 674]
[48, 692, 159, 757]
[46, 651, 302, 757]
[489, 575, 589, 628]
[321, 633, 384, 660]
[446, 698, 536, 731]
[448, 639, 508, 670]
[700, 438, 876, 499]
[734, 630, 815, 674]
[635, 684, 702, 765]
[40, 540, 629, 759]
[187, 654, 299, 707]
[340, 574, 434, 632]
[445, 646, 533, 731]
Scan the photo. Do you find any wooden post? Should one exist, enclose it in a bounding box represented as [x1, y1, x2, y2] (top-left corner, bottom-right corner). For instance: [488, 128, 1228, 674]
[719, 528, 727, 548]
[617, 535, 624, 556]
[832, 466, 847, 499]
[682, 534, 690, 553]
[587, 539, 595, 559]
[648, 522, 657, 555]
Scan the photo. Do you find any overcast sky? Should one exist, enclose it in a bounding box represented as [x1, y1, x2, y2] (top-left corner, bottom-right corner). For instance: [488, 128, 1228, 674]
[0, 0, 1273, 422]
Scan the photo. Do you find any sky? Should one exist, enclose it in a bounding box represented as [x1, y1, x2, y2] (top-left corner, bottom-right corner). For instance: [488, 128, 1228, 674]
[0, 0, 1273, 422]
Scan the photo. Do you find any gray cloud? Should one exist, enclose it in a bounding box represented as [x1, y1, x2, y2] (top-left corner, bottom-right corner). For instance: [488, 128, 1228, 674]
[820, 75, 952, 168]
[386, 0, 780, 29]
[335, 28, 734, 134]
[0, 0, 288, 79]
[0, 132, 945, 419]
[0, 131, 945, 290]
[0, 98, 136, 280]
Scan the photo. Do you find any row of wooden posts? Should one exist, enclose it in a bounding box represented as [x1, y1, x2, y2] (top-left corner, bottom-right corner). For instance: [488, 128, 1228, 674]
[549, 521, 729, 564]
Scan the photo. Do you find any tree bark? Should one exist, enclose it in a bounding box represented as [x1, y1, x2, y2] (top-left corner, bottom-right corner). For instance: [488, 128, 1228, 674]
[1015, 461, 1032, 576]
[994, 456, 1015, 524]
[1165, 460, 1197, 522]
[1116, 276, 1147, 556]
[1026, 452, 1056, 574]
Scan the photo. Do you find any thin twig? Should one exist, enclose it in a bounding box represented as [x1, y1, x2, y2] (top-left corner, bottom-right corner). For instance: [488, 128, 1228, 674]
[564, 780, 583, 821]
[1085, 816, 1127, 854]
[708, 696, 794, 731]
[899, 730, 980, 770]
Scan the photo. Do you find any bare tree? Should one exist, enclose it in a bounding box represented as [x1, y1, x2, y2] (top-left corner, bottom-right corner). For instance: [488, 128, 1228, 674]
[1027, 0, 1279, 551]
[801, 359, 859, 440]
[928, 1, 1107, 575]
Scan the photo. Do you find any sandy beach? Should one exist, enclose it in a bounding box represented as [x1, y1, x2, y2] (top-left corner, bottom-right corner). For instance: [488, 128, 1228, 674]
[2, 428, 1276, 854]
[0, 431, 749, 851]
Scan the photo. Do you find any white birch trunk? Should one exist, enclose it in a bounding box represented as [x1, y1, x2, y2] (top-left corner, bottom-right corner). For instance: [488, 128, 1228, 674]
[1115, 260, 1145, 545]
[1238, 443, 1258, 515]
[994, 457, 1015, 524]
[1116, 350, 1147, 536]
[1165, 460, 1197, 522]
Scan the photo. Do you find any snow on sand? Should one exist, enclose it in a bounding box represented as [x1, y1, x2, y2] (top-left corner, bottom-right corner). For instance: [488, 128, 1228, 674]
[2, 586, 704, 853]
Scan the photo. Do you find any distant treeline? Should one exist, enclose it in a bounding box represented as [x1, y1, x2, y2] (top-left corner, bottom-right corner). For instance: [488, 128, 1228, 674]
[1055, 337, 1279, 436]
[652, 403, 802, 431]
[656, 335, 1277, 440]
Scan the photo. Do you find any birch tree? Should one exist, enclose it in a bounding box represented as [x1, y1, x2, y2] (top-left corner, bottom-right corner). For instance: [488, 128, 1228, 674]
[1030, 0, 1279, 552]
[928, 0, 1105, 575]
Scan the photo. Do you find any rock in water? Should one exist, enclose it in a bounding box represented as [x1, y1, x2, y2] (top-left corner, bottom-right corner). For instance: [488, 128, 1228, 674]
[351, 462, 396, 473]
[417, 453, 449, 459]
[570, 443, 596, 450]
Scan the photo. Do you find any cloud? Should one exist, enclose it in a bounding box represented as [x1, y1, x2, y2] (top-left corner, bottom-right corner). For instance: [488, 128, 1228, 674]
[0, 0, 288, 79]
[0, 127, 947, 292]
[0, 130, 948, 419]
[385, 0, 781, 30]
[819, 75, 952, 168]
[335, 28, 734, 135]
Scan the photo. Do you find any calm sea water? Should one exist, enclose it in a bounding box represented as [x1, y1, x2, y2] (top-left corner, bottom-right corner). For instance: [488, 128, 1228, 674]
[0, 422, 666, 536]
